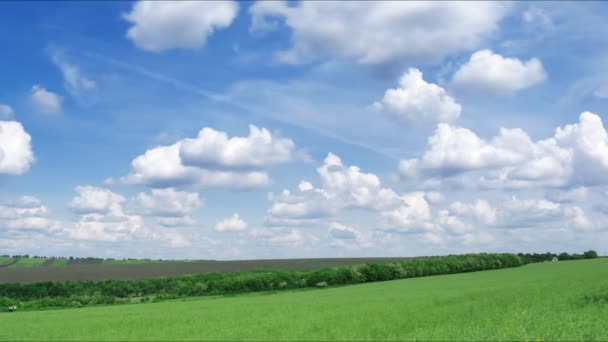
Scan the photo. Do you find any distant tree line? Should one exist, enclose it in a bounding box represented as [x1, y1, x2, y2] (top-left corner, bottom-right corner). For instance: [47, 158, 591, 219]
[0, 255, 165, 262]
[1, 253, 525, 310]
[518, 250, 598, 263]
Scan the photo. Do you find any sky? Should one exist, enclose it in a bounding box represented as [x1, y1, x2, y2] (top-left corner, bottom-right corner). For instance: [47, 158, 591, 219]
[2, 1, 608, 260]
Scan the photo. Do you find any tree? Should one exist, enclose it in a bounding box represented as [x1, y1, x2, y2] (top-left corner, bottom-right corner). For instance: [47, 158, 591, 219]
[583, 250, 598, 259]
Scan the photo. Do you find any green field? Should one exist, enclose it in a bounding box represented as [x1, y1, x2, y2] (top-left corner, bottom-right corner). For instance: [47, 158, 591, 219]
[1, 259, 606, 341]
[7, 257, 46, 268]
[0, 257, 14, 266]
[50, 259, 68, 267]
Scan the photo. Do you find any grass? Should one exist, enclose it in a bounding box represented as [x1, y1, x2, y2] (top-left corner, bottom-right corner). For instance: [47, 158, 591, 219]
[0, 257, 14, 266]
[102, 259, 168, 265]
[7, 257, 47, 268]
[51, 259, 68, 267]
[1, 259, 607, 341]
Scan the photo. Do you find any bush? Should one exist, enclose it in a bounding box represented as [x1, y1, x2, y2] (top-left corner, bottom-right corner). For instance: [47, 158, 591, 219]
[584, 250, 599, 259]
[315, 281, 328, 288]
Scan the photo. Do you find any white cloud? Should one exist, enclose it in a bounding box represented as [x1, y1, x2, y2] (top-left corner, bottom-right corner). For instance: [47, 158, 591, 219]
[6, 217, 60, 231]
[400, 112, 608, 189]
[0, 196, 48, 219]
[69, 186, 125, 215]
[214, 213, 248, 232]
[266, 188, 333, 225]
[0, 121, 34, 175]
[328, 222, 358, 240]
[448, 199, 496, 226]
[49, 48, 96, 95]
[0, 104, 14, 119]
[250, 227, 309, 247]
[452, 50, 546, 94]
[327, 222, 376, 250]
[546, 187, 588, 203]
[69, 213, 143, 243]
[250, 1, 510, 64]
[0, 196, 59, 232]
[267, 152, 435, 234]
[131, 188, 200, 227]
[156, 216, 196, 228]
[522, 7, 554, 30]
[30, 85, 62, 114]
[370, 68, 461, 123]
[498, 196, 562, 228]
[424, 192, 444, 204]
[179, 125, 294, 170]
[66, 186, 191, 246]
[123, 1, 239, 52]
[380, 192, 434, 233]
[122, 125, 293, 190]
[132, 188, 201, 217]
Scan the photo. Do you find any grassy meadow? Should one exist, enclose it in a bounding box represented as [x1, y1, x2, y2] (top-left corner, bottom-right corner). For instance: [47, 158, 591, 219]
[1, 258, 607, 341]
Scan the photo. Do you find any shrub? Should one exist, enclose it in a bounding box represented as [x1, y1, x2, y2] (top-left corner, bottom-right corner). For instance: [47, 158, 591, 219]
[584, 250, 599, 259]
[315, 281, 328, 288]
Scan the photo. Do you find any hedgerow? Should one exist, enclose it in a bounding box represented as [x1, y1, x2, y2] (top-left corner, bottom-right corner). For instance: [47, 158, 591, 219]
[0, 251, 596, 311]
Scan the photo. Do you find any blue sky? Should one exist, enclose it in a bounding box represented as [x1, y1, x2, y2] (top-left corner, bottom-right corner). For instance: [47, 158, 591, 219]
[2, 1, 608, 259]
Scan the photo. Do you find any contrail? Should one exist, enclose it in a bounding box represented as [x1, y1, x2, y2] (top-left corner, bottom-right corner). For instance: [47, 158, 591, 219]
[84, 51, 400, 162]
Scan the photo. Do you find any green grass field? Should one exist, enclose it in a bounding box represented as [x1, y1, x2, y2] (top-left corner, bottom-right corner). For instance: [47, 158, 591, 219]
[7, 257, 46, 268]
[1, 259, 607, 341]
[102, 259, 168, 265]
[0, 257, 14, 266]
[50, 259, 68, 267]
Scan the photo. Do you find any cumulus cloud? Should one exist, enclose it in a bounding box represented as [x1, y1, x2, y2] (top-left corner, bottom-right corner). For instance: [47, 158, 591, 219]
[0, 196, 59, 232]
[69, 186, 125, 215]
[498, 196, 562, 228]
[452, 50, 546, 94]
[0, 121, 35, 175]
[123, 1, 239, 52]
[66, 186, 191, 246]
[267, 152, 435, 234]
[0, 104, 14, 119]
[180, 125, 294, 170]
[131, 188, 200, 227]
[400, 112, 608, 189]
[249, 1, 510, 64]
[370, 68, 461, 124]
[266, 187, 333, 226]
[214, 213, 248, 232]
[379, 192, 433, 233]
[30, 85, 62, 114]
[122, 125, 294, 190]
[132, 188, 200, 217]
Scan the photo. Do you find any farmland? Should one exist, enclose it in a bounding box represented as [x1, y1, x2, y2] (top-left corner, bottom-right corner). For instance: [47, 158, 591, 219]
[1, 258, 606, 341]
[0, 257, 409, 283]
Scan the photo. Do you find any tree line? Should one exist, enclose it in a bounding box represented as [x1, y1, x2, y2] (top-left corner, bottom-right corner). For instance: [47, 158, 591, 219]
[0, 251, 598, 311]
[518, 250, 598, 263]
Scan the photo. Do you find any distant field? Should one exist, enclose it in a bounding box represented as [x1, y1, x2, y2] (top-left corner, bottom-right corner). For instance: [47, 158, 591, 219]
[1, 259, 606, 341]
[7, 257, 46, 268]
[0, 257, 408, 283]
